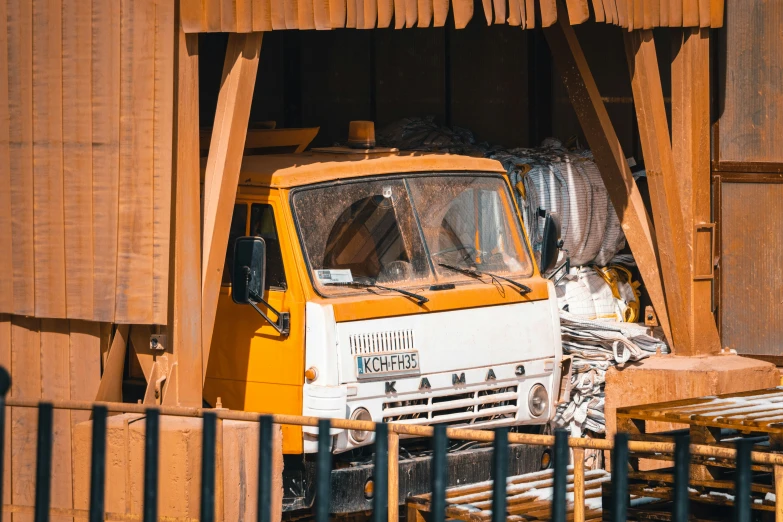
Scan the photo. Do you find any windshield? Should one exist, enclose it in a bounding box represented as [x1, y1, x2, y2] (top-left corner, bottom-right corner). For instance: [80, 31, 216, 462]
[291, 173, 533, 295]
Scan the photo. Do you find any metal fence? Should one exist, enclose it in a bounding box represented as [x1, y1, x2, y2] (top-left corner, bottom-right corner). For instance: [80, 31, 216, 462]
[0, 369, 777, 522]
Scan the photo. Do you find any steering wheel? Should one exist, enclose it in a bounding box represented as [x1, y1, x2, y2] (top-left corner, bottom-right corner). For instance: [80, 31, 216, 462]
[376, 260, 413, 283]
[431, 245, 479, 267]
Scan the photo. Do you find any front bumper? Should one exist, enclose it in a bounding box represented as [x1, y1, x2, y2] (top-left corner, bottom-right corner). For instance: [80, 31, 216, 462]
[282, 442, 548, 515]
[303, 358, 558, 453]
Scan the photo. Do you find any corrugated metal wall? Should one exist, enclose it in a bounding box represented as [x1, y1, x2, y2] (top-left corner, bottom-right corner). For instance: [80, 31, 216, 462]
[719, 182, 783, 357]
[718, 0, 783, 164]
[0, 0, 175, 325]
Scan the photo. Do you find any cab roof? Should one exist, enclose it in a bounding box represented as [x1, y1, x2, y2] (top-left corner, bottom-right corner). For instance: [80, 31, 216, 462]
[228, 151, 507, 189]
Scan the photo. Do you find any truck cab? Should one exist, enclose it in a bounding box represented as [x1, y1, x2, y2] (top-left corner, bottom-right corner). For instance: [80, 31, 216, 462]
[203, 141, 563, 513]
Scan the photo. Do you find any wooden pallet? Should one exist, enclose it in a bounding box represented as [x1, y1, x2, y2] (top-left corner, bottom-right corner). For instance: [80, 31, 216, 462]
[617, 387, 783, 438]
[616, 387, 783, 515]
[406, 468, 618, 522]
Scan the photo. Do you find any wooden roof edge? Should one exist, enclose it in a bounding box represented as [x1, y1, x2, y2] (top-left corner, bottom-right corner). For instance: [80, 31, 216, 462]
[180, 0, 724, 33]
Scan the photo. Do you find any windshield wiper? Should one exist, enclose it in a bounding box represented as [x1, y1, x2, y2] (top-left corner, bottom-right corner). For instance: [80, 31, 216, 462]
[438, 263, 532, 295]
[325, 281, 429, 306]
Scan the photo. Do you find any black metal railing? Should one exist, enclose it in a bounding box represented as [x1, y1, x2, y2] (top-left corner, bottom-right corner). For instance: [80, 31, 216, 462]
[0, 366, 766, 522]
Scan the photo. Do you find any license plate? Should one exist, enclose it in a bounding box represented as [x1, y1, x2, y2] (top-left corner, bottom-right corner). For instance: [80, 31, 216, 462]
[356, 351, 420, 379]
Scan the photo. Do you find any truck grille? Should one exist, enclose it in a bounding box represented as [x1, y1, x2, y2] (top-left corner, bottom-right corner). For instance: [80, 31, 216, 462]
[382, 385, 519, 425]
[348, 329, 415, 355]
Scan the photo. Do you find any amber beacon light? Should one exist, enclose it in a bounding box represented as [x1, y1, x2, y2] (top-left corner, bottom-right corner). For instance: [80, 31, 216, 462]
[347, 121, 376, 149]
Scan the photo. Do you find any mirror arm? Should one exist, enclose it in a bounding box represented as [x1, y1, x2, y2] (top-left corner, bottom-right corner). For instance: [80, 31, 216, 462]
[248, 295, 291, 336]
[548, 257, 571, 286]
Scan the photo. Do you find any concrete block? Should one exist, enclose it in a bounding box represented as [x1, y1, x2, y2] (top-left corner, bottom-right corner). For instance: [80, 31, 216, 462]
[605, 354, 779, 437]
[73, 414, 283, 521]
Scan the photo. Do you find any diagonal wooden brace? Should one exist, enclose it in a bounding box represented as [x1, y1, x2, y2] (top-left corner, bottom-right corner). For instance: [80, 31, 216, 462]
[544, 3, 673, 345]
[201, 33, 263, 384]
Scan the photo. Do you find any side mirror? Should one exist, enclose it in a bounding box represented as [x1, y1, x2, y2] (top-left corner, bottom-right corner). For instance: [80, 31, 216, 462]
[539, 210, 563, 274]
[232, 236, 266, 305]
[230, 236, 290, 336]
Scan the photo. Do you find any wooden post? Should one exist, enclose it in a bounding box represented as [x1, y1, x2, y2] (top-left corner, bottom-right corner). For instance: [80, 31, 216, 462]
[671, 27, 722, 355]
[543, 2, 673, 345]
[201, 33, 263, 383]
[624, 29, 697, 354]
[388, 430, 400, 522]
[169, 12, 203, 406]
[573, 447, 585, 522]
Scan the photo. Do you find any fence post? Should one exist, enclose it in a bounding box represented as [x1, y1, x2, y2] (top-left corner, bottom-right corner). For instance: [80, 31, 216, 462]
[143, 409, 160, 522]
[373, 423, 388, 522]
[774, 464, 783, 522]
[387, 429, 399, 522]
[257, 415, 273, 522]
[552, 429, 568, 522]
[33, 403, 53, 522]
[0, 366, 10, 522]
[431, 425, 447, 522]
[89, 405, 108, 522]
[673, 433, 690, 522]
[216, 417, 224, 522]
[572, 446, 585, 522]
[201, 412, 218, 522]
[735, 439, 752, 522]
[611, 432, 629, 522]
[492, 428, 509, 522]
[316, 419, 332, 522]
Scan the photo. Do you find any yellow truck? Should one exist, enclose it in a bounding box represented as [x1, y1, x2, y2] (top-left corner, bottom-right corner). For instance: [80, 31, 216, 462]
[203, 128, 564, 514]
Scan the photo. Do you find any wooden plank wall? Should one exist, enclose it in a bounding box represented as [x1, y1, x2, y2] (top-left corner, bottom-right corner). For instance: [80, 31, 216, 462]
[0, 314, 103, 522]
[0, 0, 175, 325]
[718, 0, 783, 163]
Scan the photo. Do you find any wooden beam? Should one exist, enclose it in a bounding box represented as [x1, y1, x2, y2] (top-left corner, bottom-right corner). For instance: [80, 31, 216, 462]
[130, 324, 155, 383]
[169, 19, 203, 407]
[202, 33, 262, 383]
[624, 29, 694, 354]
[671, 27, 721, 355]
[543, 3, 673, 345]
[94, 324, 129, 402]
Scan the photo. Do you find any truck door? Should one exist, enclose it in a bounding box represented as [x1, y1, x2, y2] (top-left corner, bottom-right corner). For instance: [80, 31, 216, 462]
[205, 196, 305, 453]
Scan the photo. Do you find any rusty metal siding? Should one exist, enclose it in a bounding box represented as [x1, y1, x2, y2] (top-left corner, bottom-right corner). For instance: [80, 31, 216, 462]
[718, 0, 783, 163]
[720, 181, 783, 357]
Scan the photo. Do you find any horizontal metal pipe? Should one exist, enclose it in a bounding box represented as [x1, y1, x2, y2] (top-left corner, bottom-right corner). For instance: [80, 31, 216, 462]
[6, 397, 783, 466]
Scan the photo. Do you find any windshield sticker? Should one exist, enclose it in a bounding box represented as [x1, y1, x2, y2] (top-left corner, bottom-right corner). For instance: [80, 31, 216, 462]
[316, 269, 354, 284]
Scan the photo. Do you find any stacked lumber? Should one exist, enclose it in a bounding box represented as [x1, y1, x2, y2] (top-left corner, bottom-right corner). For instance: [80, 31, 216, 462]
[407, 468, 610, 522]
[179, 0, 724, 32]
[616, 388, 783, 519]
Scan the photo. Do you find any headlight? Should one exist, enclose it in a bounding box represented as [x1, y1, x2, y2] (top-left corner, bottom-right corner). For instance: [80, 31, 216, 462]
[528, 384, 548, 417]
[348, 407, 373, 444]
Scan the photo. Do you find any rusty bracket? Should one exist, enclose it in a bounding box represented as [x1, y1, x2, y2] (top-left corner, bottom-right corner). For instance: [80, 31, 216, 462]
[693, 222, 716, 280]
[150, 334, 166, 352]
[644, 305, 659, 327]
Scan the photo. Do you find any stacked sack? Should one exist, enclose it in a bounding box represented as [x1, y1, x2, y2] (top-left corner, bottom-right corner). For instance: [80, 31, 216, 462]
[556, 265, 641, 323]
[492, 140, 626, 269]
[553, 313, 668, 440]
